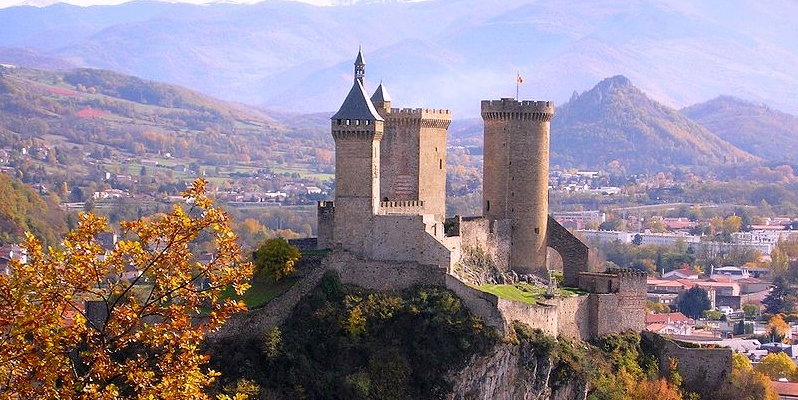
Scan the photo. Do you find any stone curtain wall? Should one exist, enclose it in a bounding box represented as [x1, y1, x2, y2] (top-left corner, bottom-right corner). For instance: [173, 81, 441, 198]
[643, 332, 732, 394]
[496, 299, 559, 337]
[556, 296, 591, 340]
[328, 251, 447, 291]
[370, 214, 458, 269]
[212, 260, 329, 340]
[444, 274, 507, 332]
[459, 218, 511, 272]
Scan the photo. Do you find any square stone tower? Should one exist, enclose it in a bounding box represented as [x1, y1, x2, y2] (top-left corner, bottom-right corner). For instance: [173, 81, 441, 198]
[372, 83, 451, 222]
[324, 50, 384, 255]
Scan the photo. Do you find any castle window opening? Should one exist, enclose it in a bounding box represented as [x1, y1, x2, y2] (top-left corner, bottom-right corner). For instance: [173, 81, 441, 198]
[346, 119, 351, 125]
[486, 200, 490, 212]
[439, 159, 443, 169]
[355, 119, 360, 126]
[337, 119, 342, 125]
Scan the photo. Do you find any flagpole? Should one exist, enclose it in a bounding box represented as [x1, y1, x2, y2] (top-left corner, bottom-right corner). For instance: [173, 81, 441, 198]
[516, 72, 519, 100]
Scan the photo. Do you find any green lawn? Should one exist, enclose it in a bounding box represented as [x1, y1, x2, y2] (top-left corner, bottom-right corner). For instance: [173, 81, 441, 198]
[477, 283, 586, 305]
[478, 283, 547, 305]
[225, 273, 299, 309]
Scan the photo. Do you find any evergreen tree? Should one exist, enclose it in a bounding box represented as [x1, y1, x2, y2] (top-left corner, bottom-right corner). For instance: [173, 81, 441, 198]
[678, 286, 711, 319]
[762, 276, 798, 314]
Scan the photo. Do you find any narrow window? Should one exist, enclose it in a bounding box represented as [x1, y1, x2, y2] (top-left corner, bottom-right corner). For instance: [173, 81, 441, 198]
[486, 200, 490, 212]
[439, 159, 443, 169]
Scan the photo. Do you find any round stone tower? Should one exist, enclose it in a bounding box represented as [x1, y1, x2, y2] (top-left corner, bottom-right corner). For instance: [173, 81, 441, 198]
[481, 98, 555, 275]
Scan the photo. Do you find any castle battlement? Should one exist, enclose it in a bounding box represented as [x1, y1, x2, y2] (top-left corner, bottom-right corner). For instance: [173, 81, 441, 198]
[385, 108, 452, 129]
[331, 128, 384, 141]
[390, 107, 451, 116]
[605, 267, 648, 277]
[481, 98, 554, 122]
[378, 200, 426, 215]
[380, 200, 424, 208]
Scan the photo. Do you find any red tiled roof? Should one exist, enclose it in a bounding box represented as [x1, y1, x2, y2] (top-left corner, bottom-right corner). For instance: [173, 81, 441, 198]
[646, 312, 693, 324]
[771, 380, 798, 397]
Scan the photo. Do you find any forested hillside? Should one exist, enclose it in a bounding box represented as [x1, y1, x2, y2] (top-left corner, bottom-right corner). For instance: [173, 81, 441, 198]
[682, 96, 798, 164]
[0, 173, 65, 246]
[0, 66, 332, 172]
[550, 76, 757, 174]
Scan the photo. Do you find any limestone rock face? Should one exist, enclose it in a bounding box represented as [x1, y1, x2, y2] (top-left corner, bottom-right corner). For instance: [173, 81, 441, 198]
[448, 343, 588, 400]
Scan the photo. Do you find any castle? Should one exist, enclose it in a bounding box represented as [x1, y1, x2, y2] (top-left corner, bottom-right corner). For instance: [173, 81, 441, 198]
[316, 50, 645, 339]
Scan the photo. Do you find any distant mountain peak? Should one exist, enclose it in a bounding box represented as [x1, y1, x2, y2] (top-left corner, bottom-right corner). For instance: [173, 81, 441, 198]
[599, 75, 632, 88]
[590, 75, 638, 98]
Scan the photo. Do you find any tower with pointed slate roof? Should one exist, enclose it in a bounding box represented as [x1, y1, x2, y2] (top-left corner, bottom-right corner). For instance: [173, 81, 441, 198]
[317, 50, 458, 268]
[324, 49, 385, 255]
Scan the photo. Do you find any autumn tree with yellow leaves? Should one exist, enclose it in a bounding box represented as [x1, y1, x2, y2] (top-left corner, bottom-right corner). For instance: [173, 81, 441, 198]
[0, 179, 253, 399]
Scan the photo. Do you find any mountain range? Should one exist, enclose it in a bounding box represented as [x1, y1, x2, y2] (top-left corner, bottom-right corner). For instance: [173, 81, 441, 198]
[4, 64, 794, 176]
[0, 0, 796, 118]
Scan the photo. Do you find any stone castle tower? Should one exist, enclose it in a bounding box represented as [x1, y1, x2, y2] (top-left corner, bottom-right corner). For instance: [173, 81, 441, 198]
[372, 83, 450, 222]
[318, 49, 457, 267]
[481, 99, 555, 275]
[326, 51, 385, 255]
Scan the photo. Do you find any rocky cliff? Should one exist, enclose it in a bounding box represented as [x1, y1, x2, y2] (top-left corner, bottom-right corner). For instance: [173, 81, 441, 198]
[449, 341, 588, 400]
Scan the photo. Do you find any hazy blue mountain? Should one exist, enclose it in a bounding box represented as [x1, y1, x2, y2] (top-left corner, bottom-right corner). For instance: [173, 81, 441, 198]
[0, 0, 796, 118]
[682, 96, 798, 164]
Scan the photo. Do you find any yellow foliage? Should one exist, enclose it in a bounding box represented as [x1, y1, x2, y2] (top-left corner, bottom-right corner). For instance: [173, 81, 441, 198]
[766, 314, 791, 342]
[756, 351, 796, 381]
[0, 179, 253, 399]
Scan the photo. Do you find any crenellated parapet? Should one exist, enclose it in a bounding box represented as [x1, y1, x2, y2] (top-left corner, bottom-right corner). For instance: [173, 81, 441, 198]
[481, 98, 554, 122]
[331, 119, 384, 141]
[386, 107, 452, 129]
[380, 200, 424, 208]
[378, 200, 425, 215]
[605, 267, 648, 278]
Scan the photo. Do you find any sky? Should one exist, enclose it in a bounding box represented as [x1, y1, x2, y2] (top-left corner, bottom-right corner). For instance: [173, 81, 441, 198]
[0, 0, 332, 8]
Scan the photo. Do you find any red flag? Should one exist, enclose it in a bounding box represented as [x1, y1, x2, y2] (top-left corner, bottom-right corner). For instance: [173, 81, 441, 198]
[517, 74, 524, 84]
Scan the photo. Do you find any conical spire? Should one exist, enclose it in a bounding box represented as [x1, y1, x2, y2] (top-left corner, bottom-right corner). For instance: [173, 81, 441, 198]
[371, 82, 391, 103]
[332, 49, 383, 122]
[355, 47, 365, 85]
[371, 81, 391, 113]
